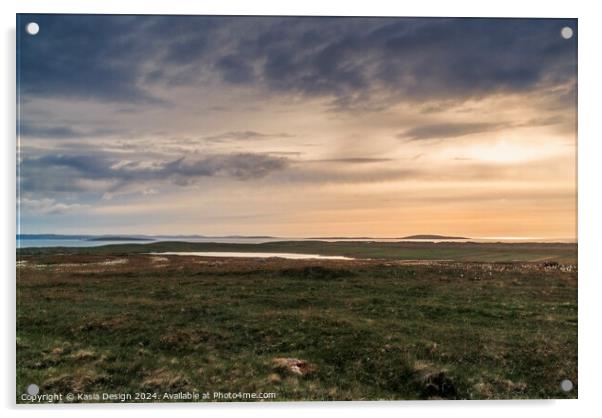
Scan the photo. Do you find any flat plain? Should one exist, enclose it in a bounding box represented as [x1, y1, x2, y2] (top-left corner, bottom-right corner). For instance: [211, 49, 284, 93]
[16, 241, 577, 401]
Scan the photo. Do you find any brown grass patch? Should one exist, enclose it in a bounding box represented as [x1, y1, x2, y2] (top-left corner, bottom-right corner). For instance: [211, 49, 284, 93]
[43, 370, 107, 393]
[272, 357, 316, 376]
[141, 368, 190, 391]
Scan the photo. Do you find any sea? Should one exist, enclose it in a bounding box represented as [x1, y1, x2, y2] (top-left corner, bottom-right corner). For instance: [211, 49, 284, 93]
[16, 236, 576, 249]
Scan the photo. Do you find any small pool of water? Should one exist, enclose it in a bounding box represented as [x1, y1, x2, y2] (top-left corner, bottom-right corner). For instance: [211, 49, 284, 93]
[150, 251, 354, 260]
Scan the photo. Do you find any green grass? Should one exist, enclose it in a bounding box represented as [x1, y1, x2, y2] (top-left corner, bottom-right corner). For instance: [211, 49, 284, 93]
[17, 240, 578, 263]
[16, 248, 577, 402]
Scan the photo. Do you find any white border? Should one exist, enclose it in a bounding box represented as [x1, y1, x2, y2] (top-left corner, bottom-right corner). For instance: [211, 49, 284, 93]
[2, 1, 601, 417]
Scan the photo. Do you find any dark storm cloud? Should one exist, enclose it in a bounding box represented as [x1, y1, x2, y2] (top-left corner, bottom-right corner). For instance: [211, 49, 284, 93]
[165, 153, 288, 181]
[157, 17, 217, 65]
[19, 121, 121, 139]
[398, 122, 505, 141]
[17, 15, 576, 109]
[20, 123, 82, 139]
[19, 152, 289, 193]
[213, 17, 577, 108]
[17, 15, 168, 104]
[216, 54, 256, 84]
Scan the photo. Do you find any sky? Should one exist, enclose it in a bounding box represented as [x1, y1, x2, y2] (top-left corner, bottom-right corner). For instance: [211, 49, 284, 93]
[16, 15, 577, 239]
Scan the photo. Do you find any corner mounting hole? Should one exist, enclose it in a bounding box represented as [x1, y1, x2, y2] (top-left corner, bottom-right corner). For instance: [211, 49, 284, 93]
[27, 383, 39, 396]
[26, 22, 39, 36]
[560, 379, 573, 392]
[561, 26, 573, 39]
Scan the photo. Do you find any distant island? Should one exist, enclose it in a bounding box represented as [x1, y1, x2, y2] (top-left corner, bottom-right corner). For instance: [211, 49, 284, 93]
[399, 234, 469, 240]
[306, 235, 470, 240]
[306, 236, 375, 240]
[86, 236, 154, 242]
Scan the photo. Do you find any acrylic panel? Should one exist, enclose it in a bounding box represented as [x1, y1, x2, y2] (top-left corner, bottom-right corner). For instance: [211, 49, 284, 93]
[16, 14, 577, 403]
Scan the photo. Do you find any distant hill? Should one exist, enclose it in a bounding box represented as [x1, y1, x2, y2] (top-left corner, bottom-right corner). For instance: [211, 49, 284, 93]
[306, 236, 375, 240]
[399, 234, 469, 240]
[87, 236, 154, 242]
[221, 235, 275, 239]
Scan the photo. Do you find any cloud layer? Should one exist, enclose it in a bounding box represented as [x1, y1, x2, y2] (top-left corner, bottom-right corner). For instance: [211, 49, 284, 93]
[16, 15, 577, 238]
[20, 152, 288, 193]
[18, 16, 576, 109]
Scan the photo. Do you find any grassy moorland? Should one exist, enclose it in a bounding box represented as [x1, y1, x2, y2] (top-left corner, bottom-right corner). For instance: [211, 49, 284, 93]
[16, 242, 577, 402]
[17, 240, 577, 263]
